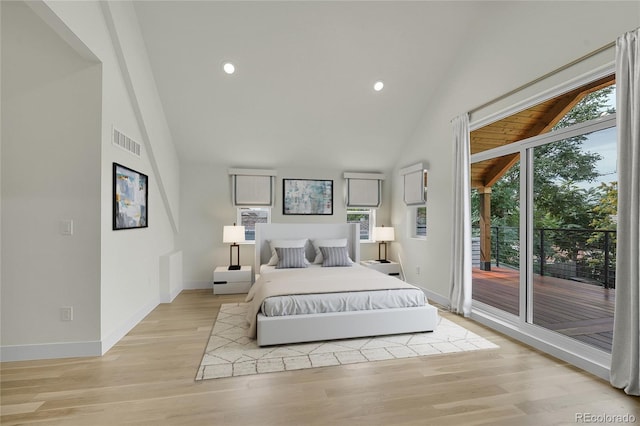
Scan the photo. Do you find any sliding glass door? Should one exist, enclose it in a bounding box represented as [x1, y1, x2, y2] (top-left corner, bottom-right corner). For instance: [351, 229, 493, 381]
[471, 79, 617, 353]
[471, 155, 520, 317]
[530, 126, 617, 352]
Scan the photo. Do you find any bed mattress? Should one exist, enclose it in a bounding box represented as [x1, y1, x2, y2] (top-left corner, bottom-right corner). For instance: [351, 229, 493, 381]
[258, 264, 426, 317]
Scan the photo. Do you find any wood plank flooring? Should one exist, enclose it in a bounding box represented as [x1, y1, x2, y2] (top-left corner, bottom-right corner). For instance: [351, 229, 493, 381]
[472, 267, 615, 352]
[1, 290, 638, 425]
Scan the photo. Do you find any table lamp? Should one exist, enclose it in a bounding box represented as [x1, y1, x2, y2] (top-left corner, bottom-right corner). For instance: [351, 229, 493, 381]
[373, 225, 395, 263]
[223, 223, 245, 270]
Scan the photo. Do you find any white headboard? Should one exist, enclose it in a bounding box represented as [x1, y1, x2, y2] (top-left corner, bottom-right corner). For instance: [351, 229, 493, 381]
[254, 223, 360, 272]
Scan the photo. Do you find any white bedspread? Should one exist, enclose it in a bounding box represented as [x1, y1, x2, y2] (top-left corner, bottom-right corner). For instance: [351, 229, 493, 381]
[260, 289, 426, 316]
[245, 264, 425, 338]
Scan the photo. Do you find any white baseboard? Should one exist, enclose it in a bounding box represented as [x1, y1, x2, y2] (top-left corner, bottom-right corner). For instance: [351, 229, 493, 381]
[101, 298, 160, 355]
[160, 287, 182, 304]
[1, 298, 170, 362]
[418, 287, 450, 308]
[0, 340, 101, 362]
[183, 280, 212, 290]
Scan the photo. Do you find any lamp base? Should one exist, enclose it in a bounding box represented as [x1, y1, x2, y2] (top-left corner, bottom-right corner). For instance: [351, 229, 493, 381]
[228, 265, 241, 270]
[376, 259, 391, 263]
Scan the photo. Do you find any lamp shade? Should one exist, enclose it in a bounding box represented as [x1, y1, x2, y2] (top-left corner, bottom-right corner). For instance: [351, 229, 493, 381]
[373, 226, 395, 242]
[223, 225, 246, 243]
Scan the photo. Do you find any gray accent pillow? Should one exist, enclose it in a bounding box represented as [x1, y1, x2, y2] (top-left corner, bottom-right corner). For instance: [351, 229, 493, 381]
[319, 246, 353, 267]
[275, 247, 309, 269]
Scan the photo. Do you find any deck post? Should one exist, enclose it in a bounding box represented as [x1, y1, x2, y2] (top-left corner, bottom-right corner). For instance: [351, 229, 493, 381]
[479, 187, 492, 271]
[603, 231, 610, 289]
[539, 228, 545, 277]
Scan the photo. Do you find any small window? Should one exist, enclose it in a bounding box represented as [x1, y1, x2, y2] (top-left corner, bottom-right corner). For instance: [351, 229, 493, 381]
[347, 208, 376, 241]
[237, 207, 270, 242]
[413, 206, 427, 238]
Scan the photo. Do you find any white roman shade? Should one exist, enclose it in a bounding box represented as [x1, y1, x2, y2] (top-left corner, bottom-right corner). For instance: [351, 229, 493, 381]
[400, 163, 426, 205]
[229, 168, 277, 207]
[344, 172, 384, 208]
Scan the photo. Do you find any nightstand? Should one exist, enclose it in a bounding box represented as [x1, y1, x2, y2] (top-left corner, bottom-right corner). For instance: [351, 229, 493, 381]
[360, 260, 402, 279]
[213, 266, 253, 294]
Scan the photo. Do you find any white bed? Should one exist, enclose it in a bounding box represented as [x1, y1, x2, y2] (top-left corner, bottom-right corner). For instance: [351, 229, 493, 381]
[250, 223, 439, 346]
[259, 265, 426, 317]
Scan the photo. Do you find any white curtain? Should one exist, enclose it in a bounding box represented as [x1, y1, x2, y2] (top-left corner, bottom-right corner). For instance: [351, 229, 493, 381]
[449, 113, 472, 316]
[610, 28, 640, 396]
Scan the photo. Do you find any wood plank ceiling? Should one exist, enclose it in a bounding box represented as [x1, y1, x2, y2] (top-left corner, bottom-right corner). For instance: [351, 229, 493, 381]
[471, 75, 615, 189]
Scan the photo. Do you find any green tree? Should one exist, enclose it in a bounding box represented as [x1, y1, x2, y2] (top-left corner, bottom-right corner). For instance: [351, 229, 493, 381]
[589, 181, 618, 231]
[489, 86, 613, 230]
[585, 182, 618, 284]
[480, 85, 616, 269]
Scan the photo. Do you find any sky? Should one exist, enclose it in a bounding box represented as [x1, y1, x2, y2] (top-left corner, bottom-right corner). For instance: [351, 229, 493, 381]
[581, 126, 617, 187]
[577, 88, 617, 188]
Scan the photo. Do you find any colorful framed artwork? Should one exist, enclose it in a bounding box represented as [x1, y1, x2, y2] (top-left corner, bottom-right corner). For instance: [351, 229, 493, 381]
[283, 179, 333, 215]
[113, 163, 148, 230]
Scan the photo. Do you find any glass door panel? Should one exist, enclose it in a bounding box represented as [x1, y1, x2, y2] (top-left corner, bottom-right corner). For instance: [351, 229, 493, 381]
[531, 127, 617, 352]
[471, 155, 520, 316]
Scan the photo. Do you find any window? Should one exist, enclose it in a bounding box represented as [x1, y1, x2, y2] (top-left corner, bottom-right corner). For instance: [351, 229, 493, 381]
[237, 207, 270, 242]
[414, 206, 427, 238]
[347, 208, 375, 241]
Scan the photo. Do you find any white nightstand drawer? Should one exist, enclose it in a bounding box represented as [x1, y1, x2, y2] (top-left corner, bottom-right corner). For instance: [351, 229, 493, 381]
[213, 266, 253, 294]
[360, 260, 402, 278]
[214, 266, 252, 282]
[213, 281, 251, 294]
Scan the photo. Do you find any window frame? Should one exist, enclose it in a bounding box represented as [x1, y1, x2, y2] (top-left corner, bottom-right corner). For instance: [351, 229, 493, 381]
[236, 207, 271, 243]
[469, 69, 617, 381]
[411, 205, 427, 239]
[346, 207, 376, 242]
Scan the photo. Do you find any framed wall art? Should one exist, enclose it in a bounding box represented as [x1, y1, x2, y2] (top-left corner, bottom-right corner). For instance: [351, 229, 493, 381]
[113, 162, 148, 230]
[283, 178, 333, 215]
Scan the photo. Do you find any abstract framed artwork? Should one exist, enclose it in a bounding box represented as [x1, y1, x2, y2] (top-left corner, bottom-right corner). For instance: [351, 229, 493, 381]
[113, 163, 148, 230]
[283, 179, 333, 215]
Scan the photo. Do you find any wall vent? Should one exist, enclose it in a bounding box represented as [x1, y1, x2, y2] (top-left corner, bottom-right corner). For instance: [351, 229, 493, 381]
[112, 128, 141, 157]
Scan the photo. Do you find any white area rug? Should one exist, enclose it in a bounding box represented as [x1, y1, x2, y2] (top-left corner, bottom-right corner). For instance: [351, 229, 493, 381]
[195, 303, 499, 381]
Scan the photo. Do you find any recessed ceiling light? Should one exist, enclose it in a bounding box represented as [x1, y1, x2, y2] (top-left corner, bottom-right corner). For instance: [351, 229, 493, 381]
[373, 81, 384, 92]
[223, 62, 236, 75]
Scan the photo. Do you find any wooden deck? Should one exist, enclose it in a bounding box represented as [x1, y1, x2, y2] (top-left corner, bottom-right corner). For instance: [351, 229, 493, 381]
[472, 266, 615, 352]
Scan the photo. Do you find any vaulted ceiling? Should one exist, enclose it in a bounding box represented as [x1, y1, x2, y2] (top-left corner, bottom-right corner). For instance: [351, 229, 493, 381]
[132, 1, 487, 170]
[131, 1, 631, 173]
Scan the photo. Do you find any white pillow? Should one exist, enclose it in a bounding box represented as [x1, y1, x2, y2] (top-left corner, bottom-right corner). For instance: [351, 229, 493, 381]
[311, 238, 348, 264]
[267, 239, 308, 266]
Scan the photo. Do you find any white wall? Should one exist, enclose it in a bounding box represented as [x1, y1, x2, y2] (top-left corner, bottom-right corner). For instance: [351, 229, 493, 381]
[0, 0, 3, 325]
[101, 1, 180, 233]
[1, 1, 102, 355]
[37, 0, 180, 351]
[391, 1, 640, 301]
[179, 162, 392, 288]
[0, 0, 180, 360]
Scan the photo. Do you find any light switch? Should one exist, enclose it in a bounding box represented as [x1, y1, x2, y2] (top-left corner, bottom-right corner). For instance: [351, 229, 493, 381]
[60, 220, 74, 236]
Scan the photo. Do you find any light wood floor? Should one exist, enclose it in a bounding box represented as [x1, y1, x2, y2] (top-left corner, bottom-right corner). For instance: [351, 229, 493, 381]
[1, 290, 638, 425]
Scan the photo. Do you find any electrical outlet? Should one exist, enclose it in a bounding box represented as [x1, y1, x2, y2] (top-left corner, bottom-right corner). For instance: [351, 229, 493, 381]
[416, 266, 421, 275]
[59, 220, 74, 236]
[61, 307, 73, 321]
